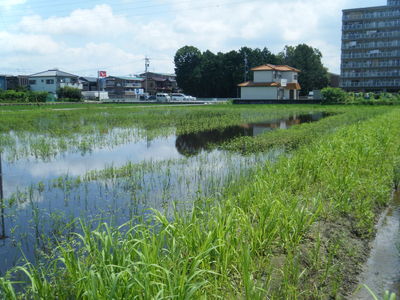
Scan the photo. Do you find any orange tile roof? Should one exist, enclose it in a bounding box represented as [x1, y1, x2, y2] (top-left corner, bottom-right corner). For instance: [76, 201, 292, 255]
[238, 81, 301, 90]
[238, 81, 279, 87]
[251, 64, 301, 72]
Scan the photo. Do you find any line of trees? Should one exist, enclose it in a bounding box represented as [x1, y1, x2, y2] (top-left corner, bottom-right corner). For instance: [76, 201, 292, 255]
[0, 90, 48, 103]
[174, 44, 330, 98]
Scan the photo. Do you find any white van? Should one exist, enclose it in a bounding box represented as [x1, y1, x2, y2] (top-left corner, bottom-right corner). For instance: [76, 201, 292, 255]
[156, 93, 171, 102]
[171, 93, 188, 101]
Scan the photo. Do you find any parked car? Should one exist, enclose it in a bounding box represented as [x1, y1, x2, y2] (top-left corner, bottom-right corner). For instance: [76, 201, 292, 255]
[147, 95, 156, 101]
[171, 93, 188, 101]
[156, 93, 171, 102]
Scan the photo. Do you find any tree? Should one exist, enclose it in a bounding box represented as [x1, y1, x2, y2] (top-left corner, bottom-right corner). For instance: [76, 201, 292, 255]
[173, 44, 329, 98]
[198, 50, 220, 97]
[174, 46, 202, 96]
[57, 86, 82, 102]
[280, 44, 329, 95]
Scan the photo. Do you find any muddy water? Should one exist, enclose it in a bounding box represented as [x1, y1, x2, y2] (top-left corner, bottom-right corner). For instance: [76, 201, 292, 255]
[352, 190, 400, 299]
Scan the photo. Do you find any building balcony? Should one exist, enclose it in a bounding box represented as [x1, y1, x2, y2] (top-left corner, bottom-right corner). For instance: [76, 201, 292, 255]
[342, 62, 400, 68]
[124, 83, 142, 88]
[343, 10, 400, 21]
[342, 41, 400, 50]
[340, 80, 400, 88]
[343, 31, 400, 40]
[341, 72, 400, 78]
[60, 83, 83, 90]
[342, 51, 400, 59]
[343, 21, 400, 30]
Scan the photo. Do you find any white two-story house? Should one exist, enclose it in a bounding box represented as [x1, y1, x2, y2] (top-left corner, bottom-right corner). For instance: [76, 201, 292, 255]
[29, 69, 83, 96]
[238, 64, 301, 100]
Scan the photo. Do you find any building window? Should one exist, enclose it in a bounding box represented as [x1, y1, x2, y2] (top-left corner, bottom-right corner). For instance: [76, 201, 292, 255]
[29, 80, 36, 85]
[46, 79, 54, 84]
[294, 74, 298, 80]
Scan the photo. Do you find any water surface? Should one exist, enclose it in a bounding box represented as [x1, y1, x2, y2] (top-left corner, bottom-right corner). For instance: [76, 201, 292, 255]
[0, 112, 330, 273]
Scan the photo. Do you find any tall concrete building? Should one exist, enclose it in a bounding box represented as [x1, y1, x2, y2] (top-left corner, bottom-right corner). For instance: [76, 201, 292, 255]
[341, 0, 400, 92]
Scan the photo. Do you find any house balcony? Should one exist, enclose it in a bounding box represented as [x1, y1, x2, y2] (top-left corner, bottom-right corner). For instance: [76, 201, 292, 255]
[60, 83, 83, 90]
[124, 83, 142, 88]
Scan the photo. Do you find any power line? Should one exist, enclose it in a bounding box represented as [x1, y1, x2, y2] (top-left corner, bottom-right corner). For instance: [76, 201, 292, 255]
[0, 0, 264, 21]
[1, 0, 213, 19]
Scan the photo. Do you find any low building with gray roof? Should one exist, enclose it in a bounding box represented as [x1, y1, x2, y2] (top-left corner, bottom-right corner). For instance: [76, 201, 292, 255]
[29, 69, 82, 95]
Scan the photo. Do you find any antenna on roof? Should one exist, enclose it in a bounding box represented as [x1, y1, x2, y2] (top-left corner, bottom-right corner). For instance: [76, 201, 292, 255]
[244, 53, 249, 82]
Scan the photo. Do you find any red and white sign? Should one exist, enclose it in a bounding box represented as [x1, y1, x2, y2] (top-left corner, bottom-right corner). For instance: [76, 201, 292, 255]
[98, 71, 107, 78]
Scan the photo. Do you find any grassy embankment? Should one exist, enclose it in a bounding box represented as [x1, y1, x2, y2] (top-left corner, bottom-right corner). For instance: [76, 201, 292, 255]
[0, 106, 399, 298]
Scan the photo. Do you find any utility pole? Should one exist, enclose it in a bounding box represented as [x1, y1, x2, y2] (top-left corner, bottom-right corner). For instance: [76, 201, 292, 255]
[145, 57, 150, 94]
[244, 53, 249, 82]
[0, 152, 5, 239]
[97, 71, 100, 101]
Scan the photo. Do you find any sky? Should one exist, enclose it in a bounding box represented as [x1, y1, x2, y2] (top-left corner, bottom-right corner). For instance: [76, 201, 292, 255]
[0, 0, 387, 77]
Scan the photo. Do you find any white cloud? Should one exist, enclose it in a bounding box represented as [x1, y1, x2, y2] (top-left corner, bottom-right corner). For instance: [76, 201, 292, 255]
[0, 31, 60, 55]
[2, 0, 360, 75]
[0, 0, 27, 8]
[19, 4, 132, 36]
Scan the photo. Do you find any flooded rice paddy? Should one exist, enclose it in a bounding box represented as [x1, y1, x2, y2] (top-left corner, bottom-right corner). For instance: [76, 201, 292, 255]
[352, 190, 400, 299]
[0, 112, 330, 273]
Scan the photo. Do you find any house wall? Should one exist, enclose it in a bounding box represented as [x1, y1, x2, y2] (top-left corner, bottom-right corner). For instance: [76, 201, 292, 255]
[29, 76, 58, 94]
[281, 72, 298, 83]
[241, 87, 278, 99]
[284, 89, 290, 99]
[253, 71, 274, 83]
[29, 76, 81, 94]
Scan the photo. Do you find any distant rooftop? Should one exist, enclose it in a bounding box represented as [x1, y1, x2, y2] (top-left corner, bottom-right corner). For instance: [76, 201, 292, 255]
[251, 64, 301, 73]
[79, 77, 98, 83]
[107, 76, 144, 81]
[30, 69, 79, 78]
[140, 72, 176, 77]
[343, 0, 399, 12]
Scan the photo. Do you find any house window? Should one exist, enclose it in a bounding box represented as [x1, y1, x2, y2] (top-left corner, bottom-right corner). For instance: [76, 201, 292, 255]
[46, 79, 54, 84]
[29, 80, 36, 85]
[294, 74, 298, 80]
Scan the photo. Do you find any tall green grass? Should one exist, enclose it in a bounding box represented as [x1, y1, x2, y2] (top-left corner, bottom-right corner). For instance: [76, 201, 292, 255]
[1, 108, 399, 299]
[223, 106, 390, 153]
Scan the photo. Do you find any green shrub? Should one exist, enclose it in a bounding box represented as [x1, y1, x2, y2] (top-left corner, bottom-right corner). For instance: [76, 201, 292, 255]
[57, 87, 82, 102]
[321, 87, 348, 104]
[0, 90, 48, 103]
[28, 91, 48, 103]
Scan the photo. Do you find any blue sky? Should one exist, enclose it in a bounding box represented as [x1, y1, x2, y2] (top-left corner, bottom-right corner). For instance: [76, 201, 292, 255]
[0, 0, 387, 77]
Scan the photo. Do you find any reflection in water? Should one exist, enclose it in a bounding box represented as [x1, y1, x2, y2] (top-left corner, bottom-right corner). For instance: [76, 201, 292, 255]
[0, 112, 330, 273]
[0, 150, 282, 274]
[352, 190, 400, 299]
[176, 113, 330, 156]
